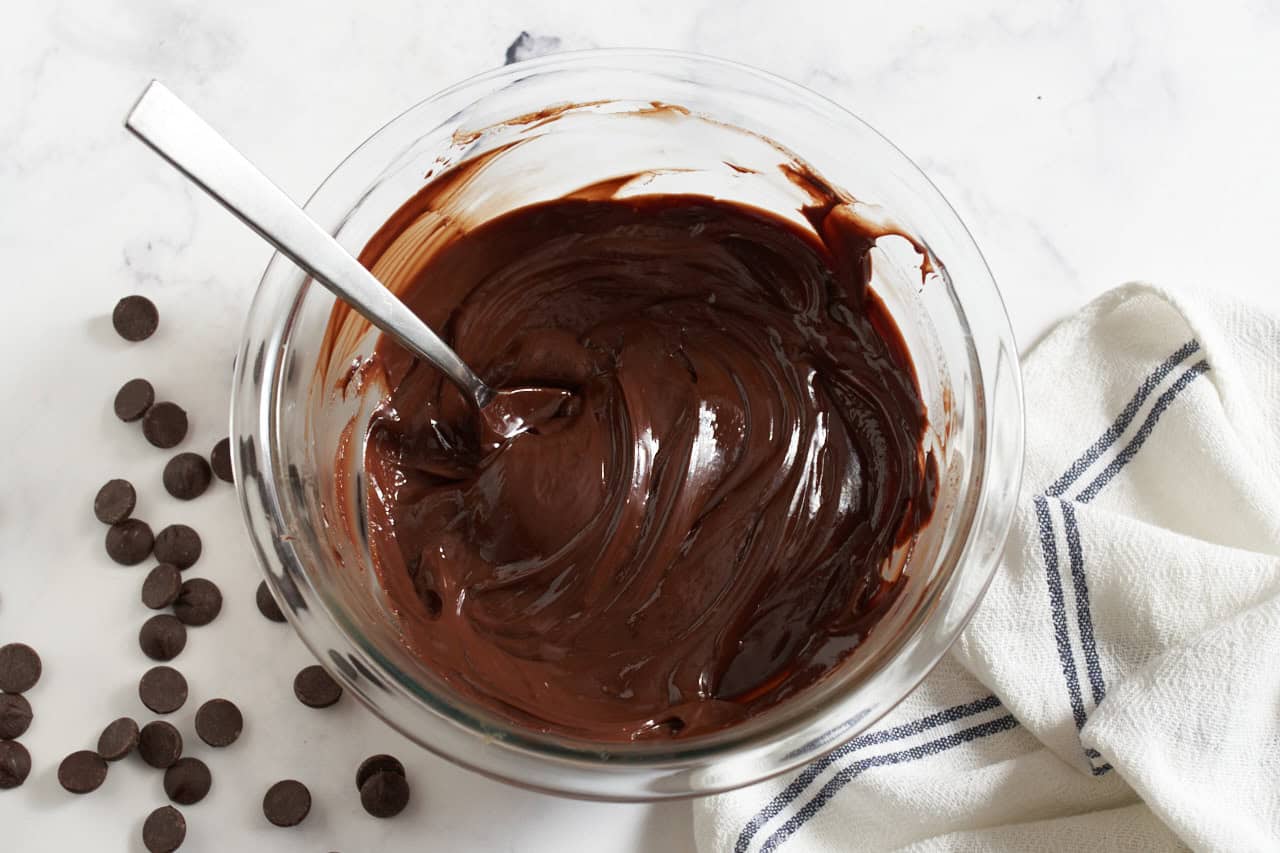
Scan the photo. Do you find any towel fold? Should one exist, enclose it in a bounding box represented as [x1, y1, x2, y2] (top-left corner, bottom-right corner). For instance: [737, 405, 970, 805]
[695, 284, 1280, 853]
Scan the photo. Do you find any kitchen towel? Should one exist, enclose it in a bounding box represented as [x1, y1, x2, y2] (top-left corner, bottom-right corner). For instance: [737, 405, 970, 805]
[694, 283, 1280, 853]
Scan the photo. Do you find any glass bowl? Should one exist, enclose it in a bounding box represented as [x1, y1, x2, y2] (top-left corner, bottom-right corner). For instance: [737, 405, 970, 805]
[232, 49, 1023, 801]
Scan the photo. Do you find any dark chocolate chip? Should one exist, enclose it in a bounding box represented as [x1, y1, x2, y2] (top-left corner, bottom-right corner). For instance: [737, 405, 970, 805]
[360, 770, 410, 818]
[139, 614, 187, 661]
[138, 721, 183, 768]
[94, 478, 137, 524]
[162, 453, 212, 501]
[143, 805, 186, 853]
[293, 665, 342, 709]
[59, 749, 108, 794]
[0, 694, 32, 739]
[114, 378, 156, 422]
[355, 754, 405, 791]
[142, 564, 183, 609]
[255, 581, 286, 623]
[139, 666, 188, 714]
[0, 643, 41, 694]
[142, 402, 188, 449]
[97, 716, 140, 761]
[154, 524, 201, 569]
[0, 740, 31, 788]
[113, 295, 159, 342]
[163, 756, 211, 805]
[194, 698, 241, 748]
[210, 437, 233, 483]
[173, 578, 221, 627]
[105, 518, 154, 565]
[263, 779, 311, 827]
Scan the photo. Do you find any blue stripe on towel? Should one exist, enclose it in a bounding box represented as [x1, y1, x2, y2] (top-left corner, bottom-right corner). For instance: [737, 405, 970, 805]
[1061, 501, 1105, 707]
[1046, 340, 1200, 497]
[756, 714, 1019, 853]
[1075, 359, 1210, 503]
[1035, 494, 1089, 731]
[734, 695, 1003, 853]
[1040, 347, 1210, 774]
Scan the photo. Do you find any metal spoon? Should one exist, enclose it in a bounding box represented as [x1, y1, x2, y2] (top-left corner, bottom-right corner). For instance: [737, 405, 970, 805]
[124, 80, 569, 441]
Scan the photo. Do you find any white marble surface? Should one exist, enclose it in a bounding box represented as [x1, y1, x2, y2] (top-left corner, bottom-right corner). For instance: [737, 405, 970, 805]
[2, 1, 1278, 851]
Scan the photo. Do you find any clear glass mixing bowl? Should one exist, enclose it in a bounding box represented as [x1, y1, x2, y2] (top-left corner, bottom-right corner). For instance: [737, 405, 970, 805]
[232, 49, 1023, 800]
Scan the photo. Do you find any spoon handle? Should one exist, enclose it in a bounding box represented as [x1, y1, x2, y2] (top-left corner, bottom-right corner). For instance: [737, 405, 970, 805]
[125, 80, 487, 403]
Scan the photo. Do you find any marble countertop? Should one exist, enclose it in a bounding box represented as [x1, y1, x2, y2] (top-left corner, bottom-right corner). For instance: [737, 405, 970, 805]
[2, 1, 1277, 850]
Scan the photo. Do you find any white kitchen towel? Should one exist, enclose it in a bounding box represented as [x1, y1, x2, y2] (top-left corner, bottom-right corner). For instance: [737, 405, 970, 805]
[694, 284, 1280, 853]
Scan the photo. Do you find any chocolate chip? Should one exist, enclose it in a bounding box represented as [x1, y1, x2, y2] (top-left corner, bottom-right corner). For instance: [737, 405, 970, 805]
[163, 756, 211, 805]
[154, 524, 201, 569]
[360, 770, 410, 818]
[97, 716, 140, 761]
[139, 666, 188, 714]
[0, 694, 32, 739]
[0, 643, 41, 693]
[138, 721, 183, 768]
[263, 779, 311, 827]
[59, 749, 108, 793]
[355, 754, 405, 790]
[142, 402, 188, 449]
[255, 581, 286, 623]
[293, 665, 342, 709]
[94, 478, 137, 524]
[210, 437, 233, 483]
[114, 378, 156, 422]
[153, 522, 200, 568]
[173, 578, 222, 627]
[163, 453, 212, 500]
[0, 740, 31, 788]
[142, 564, 183, 609]
[113, 295, 159, 342]
[194, 699, 241, 748]
[139, 614, 187, 661]
[106, 519, 154, 565]
[143, 805, 186, 853]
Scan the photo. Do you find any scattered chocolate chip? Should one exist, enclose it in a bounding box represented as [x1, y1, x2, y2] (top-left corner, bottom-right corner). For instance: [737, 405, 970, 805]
[97, 717, 140, 761]
[59, 749, 108, 794]
[94, 478, 137, 524]
[360, 770, 410, 818]
[293, 665, 342, 709]
[173, 578, 222, 627]
[0, 643, 41, 694]
[162, 453, 212, 501]
[114, 378, 156, 422]
[0, 694, 32, 740]
[163, 756, 211, 805]
[139, 614, 187, 661]
[154, 524, 201, 569]
[255, 581, 286, 623]
[355, 754, 405, 790]
[263, 779, 311, 827]
[139, 666, 188, 714]
[194, 699, 241, 748]
[113, 295, 159, 342]
[142, 402, 188, 449]
[143, 805, 186, 853]
[106, 518, 154, 565]
[142, 564, 183, 609]
[138, 721, 183, 768]
[0, 740, 31, 788]
[210, 437, 233, 483]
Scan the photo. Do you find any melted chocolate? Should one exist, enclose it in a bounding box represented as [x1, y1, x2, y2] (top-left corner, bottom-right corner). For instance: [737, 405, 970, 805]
[356, 188, 935, 741]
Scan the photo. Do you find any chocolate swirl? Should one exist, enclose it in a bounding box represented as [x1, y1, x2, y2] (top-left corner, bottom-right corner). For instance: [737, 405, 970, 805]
[357, 191, 935, 740]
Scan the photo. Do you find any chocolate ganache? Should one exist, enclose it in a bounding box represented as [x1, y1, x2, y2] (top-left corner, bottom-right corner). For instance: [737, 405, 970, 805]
[348, 161, 938, 741]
